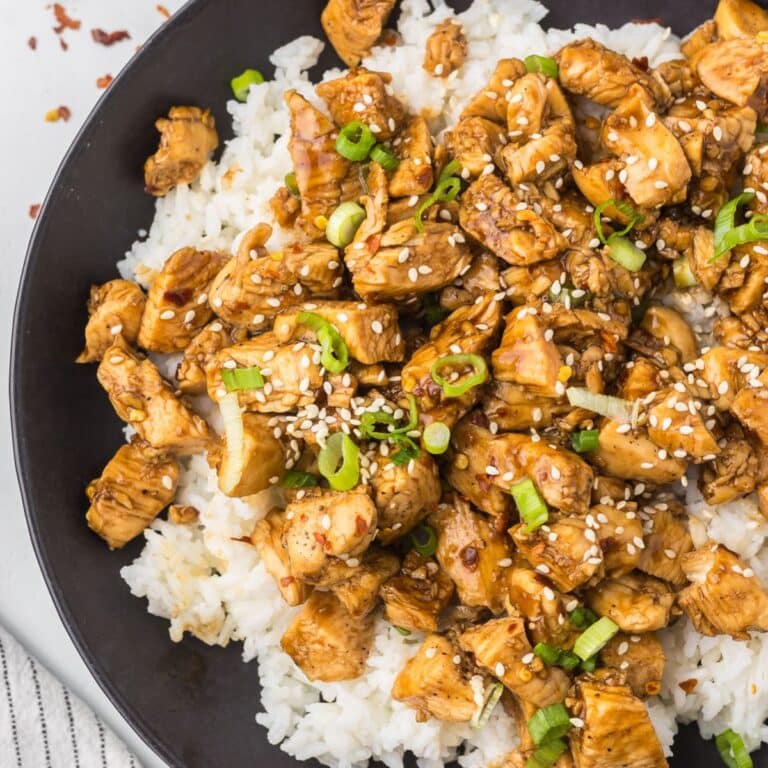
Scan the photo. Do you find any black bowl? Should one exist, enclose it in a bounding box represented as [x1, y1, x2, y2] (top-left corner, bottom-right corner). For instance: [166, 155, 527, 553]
[11, 0, 767, 766]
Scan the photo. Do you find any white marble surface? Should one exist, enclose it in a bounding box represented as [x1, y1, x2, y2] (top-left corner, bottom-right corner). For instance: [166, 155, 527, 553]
[0, 2, 189, 766]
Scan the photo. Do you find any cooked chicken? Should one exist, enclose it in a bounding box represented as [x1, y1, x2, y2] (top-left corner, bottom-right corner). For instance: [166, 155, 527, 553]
[569, 670, 669, 768]
[731, 381, 768, 446]
[321, 0, 396, 67]
[440, 252, 501, 310]
[461, 58, 527, 122]
[592, 503, 645, 578]
[380, 551, 454, 631]
[144, 106, 218, 196]
[639, 306, 699, 364]
[483, 382, 572, 431]
[444, 117, 506, 179]
[76, 280, 146, 364]
[678, 544, 768, 639]
[715, 0, 768, 39]
[281, 590, 375, 681]
[744, 143, 768, 216]
[176, 320, 246, 395]
[637, 502, 694, 587]
[392, 633, 479, 722]
[98, 339, 210, 454]
[85, 437, 179, 549]
[423, 20, 467, 78]
[586, 572, 675, 632]
[700, 425, 763, 505]
[601, 632, 665, 698]
[389, 116, 435, 197]
[269, 184, 301, 229]
[699, 346, 768, 410]
[330, 547, 399, 617]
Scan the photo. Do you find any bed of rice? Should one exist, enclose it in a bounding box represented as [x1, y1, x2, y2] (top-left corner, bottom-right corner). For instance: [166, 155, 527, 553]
[117, 1, 768, 765]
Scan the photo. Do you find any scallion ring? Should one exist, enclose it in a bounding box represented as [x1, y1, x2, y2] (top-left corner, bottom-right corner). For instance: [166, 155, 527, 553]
[370, 143, 400, 171]
[573, 616, 620, 661]
[566, 386, 632, 422]
[510, 478, 548, 532]
[221, 365, 265, 392]
[325, 201, 366, 247]
[230, 68, 264, 101]
[715, 729, 753, 768]
[415, 170, 462, 231]
[525, 738, 568, 768]
[391, 436, 420, 465]
[524, 55, 559, 79]
[673, 256, 697, 288]
[360, 395, 418, 440]
[280, 470, 319, 489]
[336, 121, 376, 162]
[297, 311, 350, 374]
[430, 353, 488, 397]
[533, 642, 582, 671]
[606, 234, 646, 271]
[410, 523, 437, 557]
[713, 192, 756, 260]
[713, 214, 768, 262]
[423, 421, 451, 455]
[317, 432, 360, 491]
[527, 703, 572, 746]
[471, 682, 504, 729]
[570, 429, 599, 454]
[593, 199, 644, 245]
[569, 606, 598, 630]
[394, 626, 411, 636]
[439, 158, 462, 182]
[285, 171, 299, 196]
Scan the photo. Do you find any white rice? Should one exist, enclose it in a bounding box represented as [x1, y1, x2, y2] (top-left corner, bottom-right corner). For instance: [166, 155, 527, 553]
[117, 0, 768, 764]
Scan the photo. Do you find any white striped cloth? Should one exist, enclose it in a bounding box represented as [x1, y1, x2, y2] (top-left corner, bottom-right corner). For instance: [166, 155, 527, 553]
[0, 625, 141, 768]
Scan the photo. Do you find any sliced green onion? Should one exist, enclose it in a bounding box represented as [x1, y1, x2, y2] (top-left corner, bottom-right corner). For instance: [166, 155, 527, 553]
[593, 199, 644, 245]
[566, 387, 631, 422]
[439, 158, 462, 182]
[221, 366, 265, 392]
[715, 729, 753, 768]
[280, 470, 319, 489]
[510, 478, 548, 533]
[673, 256, 697, 288]
[230, 68, 264, 101]
[607, 234, 646, 271]
[415, 171, 462, 231]
[370, 143, 399, 171]
[325, 201, 366, 248]
[410, 523, 437, 556]
[336, 121, 376, 162]
[423, 422, 451, 455]
[431, 354, 488, 397]
[524, 55, 559, 79]
[285, 171, 299, 196]
[298, 311, 349, 374]
[569, 606, 598, 630]
[525, 738, 568, 768]
[533, 642, 561, 666]
[573, 616, 619, 661]
[471, 682, 504, 729]
[527, 703, 572, 746]
[391, 436, 420, 466]
[713, 215, 768, 262]
[580, 655, 598, 673]
[713, 192, 755, 259]
[424, 300, 450, 327]
[548, 285, 588, 308]
[360, 395, 418, 440]
[571, 429, 599, 453]
[317, 432, 360, 491]
[394, 626, 411, 636]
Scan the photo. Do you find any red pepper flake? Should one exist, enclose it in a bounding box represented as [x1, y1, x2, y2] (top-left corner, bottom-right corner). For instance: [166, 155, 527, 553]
[29, 204, 41, 219]
[59, 37, 68, 51]
[313, 531, 328, 547]
[44, 105, 71, 122]
[91, 28, 131, 46]
[355, 515, 369, 535]
[27, 36, 37, 50]
[678, 679, 698, 694]
[279, 576, 295, 587]
[229, 535, 252, 543]
[53, 3, 81, 33]
[96, 74, 113, 89]
[632, 56, 650, 71]
[381, 29, 398, 47]
[156, 3, 171, 18]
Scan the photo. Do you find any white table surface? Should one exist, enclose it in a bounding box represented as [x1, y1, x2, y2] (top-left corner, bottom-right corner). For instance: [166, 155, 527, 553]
[0, 2, 190, 766]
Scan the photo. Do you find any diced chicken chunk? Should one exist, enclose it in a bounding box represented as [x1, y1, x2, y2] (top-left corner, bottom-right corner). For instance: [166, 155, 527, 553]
[586, 572, 675, 632]
[388, 116, 435, 197]
[444, 117, 505, 179]
[592, 503, 644, 578]
[321, 0, 396, 67]
[715, 0, 768, 39]
[636, 502, 693, 586]
[461, 58, 527, 123]
[176, 320, 245, 395]
[330, 547, 399, 617]
[601, 632, 665, 698]
[423, 20, 467, 78]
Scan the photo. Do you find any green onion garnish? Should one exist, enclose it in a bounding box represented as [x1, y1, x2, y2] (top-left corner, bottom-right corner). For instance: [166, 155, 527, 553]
[606, 235, 646, 271]
[525, 738, 568, 768]
[297, 311, 350, 374]
[471, 682, 504, 729]
[391, 436, 420, 465]
[221, 366, 265, 392]
[424, 299, 450, 327]
[423, 421, 451, 455]
[336, 121, 376, 162]
[430, 353, 488, 397]
[713, 192, 755, 260]
[580, 655, 598, 672]
[359, 395, 418, 440]
[570, 429, 599, 454]
[317, 432, 360, 491]
[593, 199, 644, 245]
[524, 55, 559, 79]
[285, 171, 299, 196]
[410, 523, 437, 556]
[415, 168, 463, 232]
[230, 68, 264, 101]
[527, 703, 572, 746]
[394, 626, 411, 636]
[533, 643, 581, 671]
[439, 159, 462, 181]
[548, 285, 588, 308]
[325, 201, 366, 247]
[569, 606, 598, 630]
[280, 470, 319, 489]
[573, 616, 619, 661]
[716, 729, 753, 768]
[510, 478, 548, 532]
[713, 214, 768, 262]
[566, 387, 631, 422]
[673, 256, 697, 288]
[370, 143, 399, 171]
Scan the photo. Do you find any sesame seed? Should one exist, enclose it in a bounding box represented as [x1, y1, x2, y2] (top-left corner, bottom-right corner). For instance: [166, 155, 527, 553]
[486, 465, 500, 476]
[425, 646, 437, 659]
[570, 718, 585, 728]
[408, 267, 418, 282]
[648, 158, 658, 171]
[536, 160, 546, 174]
[160, 309, 175, 320]
[645, 113, 656, 127]
[535, 564, 550, 574]
[353, 102, 365, 113]
[495, 662, 507, 676]
[267, 297, 281, 308]
[109, 323, 123, 335]
[654, 180, 669, 189]
[161, 475, 173, 490]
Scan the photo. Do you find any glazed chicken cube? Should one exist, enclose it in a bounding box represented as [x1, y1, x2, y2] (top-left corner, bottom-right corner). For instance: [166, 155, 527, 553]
[678, 544, 768, 639]
[137, 247, 229, 353]
[423, 20, 467, 78]
[269, 184, 300, 229]
[380, 551, 454, 632]
[600, 632, 665, 699]
[329, 547, 399, 617]
[321, 0, 396, 67]
[176, 320, 246, 395]
[636, 502, 694, 587]
[98, 339, 210, 454]
[731, 382, 768, 446]
[459, 615, 571, 707]
[272, 300, 405, 365]
[283, 487, 377, 581]
[440, 252, 501, 310]
[510, 516, 604, 593]
[144, 106, 218, 196]
[392, 633, 479, 722]
[483, 382, 572, 431]
[444, 116, 506, 179]
[429, 497, 512, 613]
[569, 670, 669, 768]
[85, 437, 179, 549]
[699, 426, 763, 505]
[586, 572, 675, 633]
[461, 58, 527, 123]
[76, 279, 146, 363]
[571, 159, 629, 216]
[281, 590, 375, 682]
[592, 503, 645, 578]
[714, 0, 768, 39]
[388, 116, 435, 197]
[639, 306, 699, 364]
[744, 144, 768, 216]
[646, 389, 720, 462]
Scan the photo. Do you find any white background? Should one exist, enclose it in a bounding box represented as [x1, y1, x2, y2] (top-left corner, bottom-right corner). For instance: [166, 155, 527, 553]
[0, 2, 190, 766]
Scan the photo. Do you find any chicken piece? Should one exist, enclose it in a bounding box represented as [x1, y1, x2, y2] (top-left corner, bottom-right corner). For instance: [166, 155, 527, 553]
[460, 174, 568, 266]
[440, 252, 501, 310]
[461, 58, 527, 122]
[744, 144, 768, 216]
[144, 106, 218, 196]
[592, 503, 644, 578]
[591, 476, 632, 506]
[715, 0, 768, 39]
[176, 320, 245, 395]
[501, 262, 563, 306]
[556, 39, 667, 108]
[586, 572, 674, 632]
[679, 544, 768, 639]
[430, 497, 512, 613]
[85, 438, 179, 549]
[444, 117, 505, 179]
[636, 502, 693, 587]
[321, 0, 395, 67]
[251, 510, 311, 607]
[601, 632, 665, 698]
[700, 426, 762, 505]
[731, 380, 768, 446]
[281, 590, 374, 682]
[653, 59, 697, 101]
[602, 85, 692, 208]
[571, 158, 629, 217]
[285, 90, 352, 237]
[569, 670, 669, 768]
[511, 516, 604, 593]
[483, 382, 572, 431]
[459, 615, 571, 707]
[167, 504, 199, 524]
[137, 247, 228, 353]
[316, 67, 405, 142]
[723, 245, 768, 315]
[283, 487, 377, 581]
[392, 634, 479, 722]
[269, 184, 300, 229]
[699, 346, 768, 410]
[98, 339, 210, 454]
[208, 224, 341, 332]
[639, 306, 698, 364]
[380, 551, 455, 631]
[423, 20, 467, 78]
[272, 300, 404, 364]
[388, 116, 435, 197]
